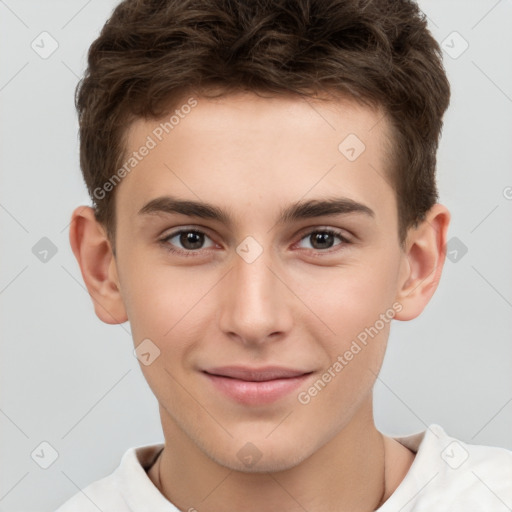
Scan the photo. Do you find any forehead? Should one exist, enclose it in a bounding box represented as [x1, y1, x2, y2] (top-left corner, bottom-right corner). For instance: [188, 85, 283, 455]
[116, 91, 396, 229]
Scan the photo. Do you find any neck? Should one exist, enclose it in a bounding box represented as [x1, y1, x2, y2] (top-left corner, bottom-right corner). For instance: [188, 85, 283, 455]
[149, 400, 395, 512]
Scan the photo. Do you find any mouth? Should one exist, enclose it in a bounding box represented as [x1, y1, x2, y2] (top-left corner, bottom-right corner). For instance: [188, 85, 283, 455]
[202, 366, 314, 405]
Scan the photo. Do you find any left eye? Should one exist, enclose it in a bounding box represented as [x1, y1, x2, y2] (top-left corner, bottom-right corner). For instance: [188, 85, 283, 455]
[297, 229, 348, 251]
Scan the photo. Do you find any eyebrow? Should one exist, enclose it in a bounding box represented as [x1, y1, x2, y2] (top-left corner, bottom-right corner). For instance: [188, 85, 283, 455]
[138, 195, 375, 226]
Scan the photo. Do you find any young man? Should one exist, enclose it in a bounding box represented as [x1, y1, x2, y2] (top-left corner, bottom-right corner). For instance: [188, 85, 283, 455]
[57, 0, 512, 510]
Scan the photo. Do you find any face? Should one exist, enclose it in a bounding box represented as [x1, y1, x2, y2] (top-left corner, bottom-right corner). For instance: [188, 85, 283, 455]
[112, 91, 408, 471]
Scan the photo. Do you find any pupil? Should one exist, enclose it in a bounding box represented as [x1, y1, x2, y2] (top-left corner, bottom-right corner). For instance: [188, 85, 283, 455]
[312, 232, 333, 249]
[181, 231, 203, 250]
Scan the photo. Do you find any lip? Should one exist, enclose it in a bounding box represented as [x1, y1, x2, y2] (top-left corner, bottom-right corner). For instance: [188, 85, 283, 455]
[204, 365, 311, 381]
[202, 366, 313, 405]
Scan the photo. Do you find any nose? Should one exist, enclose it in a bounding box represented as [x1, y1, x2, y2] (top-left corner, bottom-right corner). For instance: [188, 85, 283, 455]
[218, 242, 293, 346]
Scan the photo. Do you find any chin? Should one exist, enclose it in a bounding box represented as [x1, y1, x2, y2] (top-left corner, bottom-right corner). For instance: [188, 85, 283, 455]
[207, 436, 315, 474]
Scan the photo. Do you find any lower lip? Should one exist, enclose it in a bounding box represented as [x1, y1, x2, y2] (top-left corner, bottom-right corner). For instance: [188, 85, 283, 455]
[203, 372, 312, 405]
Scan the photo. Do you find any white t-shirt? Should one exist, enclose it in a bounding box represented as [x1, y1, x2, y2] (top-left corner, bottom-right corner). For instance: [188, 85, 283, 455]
[55, 424, 512, 511]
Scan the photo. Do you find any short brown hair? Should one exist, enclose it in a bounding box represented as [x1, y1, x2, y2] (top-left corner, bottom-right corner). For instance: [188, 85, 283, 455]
[75, 0, 450, 250]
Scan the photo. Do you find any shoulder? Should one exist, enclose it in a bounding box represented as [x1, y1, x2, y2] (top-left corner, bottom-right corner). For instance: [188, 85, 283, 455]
[379, 424, 512, 512]
[448, 432, 512, 506]
[54, 443, 166, 512]
[431, 424, 512, 488]
[54, 470, 125, 512]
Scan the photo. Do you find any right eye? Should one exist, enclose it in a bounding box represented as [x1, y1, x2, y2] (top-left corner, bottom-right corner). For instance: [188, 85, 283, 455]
[160, 228, 217, 256]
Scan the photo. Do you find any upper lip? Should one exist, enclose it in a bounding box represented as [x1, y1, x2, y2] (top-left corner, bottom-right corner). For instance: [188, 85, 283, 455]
[203, 366, 312, 382]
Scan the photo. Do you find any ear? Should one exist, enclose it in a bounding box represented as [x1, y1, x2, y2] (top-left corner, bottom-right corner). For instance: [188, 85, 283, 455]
[69, 206, 128, 325]
[394, 203, 451, 321]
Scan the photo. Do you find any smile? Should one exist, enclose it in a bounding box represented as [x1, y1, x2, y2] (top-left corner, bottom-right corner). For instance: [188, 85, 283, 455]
[202, 367, 314, 405]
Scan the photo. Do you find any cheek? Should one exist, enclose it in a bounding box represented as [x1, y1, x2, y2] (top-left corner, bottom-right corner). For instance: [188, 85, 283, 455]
[121, 266, 206, 398]
[304, 261, 398, 341]
[294, 254, 400, 399]
[120, 257, 215, 356]
[116, 252, 169, 342]
[300, 274, 393, 414]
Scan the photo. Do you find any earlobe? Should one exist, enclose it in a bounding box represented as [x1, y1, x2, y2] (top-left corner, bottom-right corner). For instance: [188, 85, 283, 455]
[394, 204, 451, 321]
[69, 206, 128, 325]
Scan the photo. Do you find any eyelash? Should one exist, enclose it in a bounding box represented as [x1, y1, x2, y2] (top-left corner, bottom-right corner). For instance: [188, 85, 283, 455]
[158, 227, 351, 257]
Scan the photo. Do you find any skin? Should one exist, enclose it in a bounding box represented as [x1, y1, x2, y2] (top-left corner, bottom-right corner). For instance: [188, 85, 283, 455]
[70, 91, 450, 512]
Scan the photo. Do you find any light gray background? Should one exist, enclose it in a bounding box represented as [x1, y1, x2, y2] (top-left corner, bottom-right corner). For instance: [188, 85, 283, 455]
[1, 1, 511, 511]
